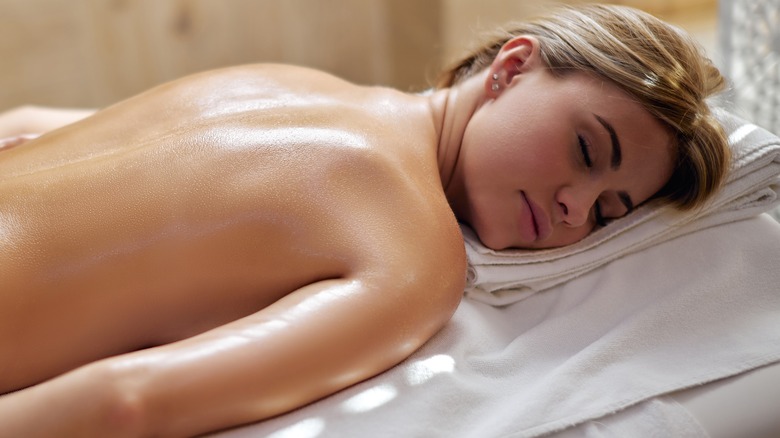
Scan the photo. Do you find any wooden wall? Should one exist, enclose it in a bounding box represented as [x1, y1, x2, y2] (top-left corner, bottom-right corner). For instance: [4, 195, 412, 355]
[0, 0, 442, 111]
[0, 0, 715, 112]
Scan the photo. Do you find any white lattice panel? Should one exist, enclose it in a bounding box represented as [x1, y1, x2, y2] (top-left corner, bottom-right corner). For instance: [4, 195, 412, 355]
[720, 0, 780, 135]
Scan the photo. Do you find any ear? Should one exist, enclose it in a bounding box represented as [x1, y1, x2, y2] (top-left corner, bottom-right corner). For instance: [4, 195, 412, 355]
[485, 35, 541, 97]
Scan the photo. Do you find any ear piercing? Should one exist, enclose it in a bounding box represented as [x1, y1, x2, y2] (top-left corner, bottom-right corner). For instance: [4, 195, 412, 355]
[491, 73, 500, 91]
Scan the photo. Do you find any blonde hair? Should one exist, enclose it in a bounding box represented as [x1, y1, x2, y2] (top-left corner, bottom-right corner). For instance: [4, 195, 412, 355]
[437, 4, 729, 211]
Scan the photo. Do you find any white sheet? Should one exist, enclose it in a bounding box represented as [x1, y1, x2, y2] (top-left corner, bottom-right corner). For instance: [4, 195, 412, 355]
[211, 214, 780, 438]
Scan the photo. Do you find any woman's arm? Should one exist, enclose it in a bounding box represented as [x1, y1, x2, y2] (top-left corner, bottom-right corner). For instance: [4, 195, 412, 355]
[0, 105, 95, 139]
[0, 276, 461, 437]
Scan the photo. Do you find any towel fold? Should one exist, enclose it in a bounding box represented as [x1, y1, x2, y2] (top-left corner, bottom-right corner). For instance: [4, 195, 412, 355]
[464, 110, 780, 306]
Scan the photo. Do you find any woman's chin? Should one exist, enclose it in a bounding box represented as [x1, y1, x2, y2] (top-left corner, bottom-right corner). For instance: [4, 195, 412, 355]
[474, 228, 513, 251]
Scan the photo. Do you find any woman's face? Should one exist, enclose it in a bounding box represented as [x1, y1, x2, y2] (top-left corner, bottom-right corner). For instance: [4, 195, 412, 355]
[451, 65, 674, 250]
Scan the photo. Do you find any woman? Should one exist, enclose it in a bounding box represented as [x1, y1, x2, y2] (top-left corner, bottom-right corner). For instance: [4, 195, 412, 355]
[0, 4, 728, 437]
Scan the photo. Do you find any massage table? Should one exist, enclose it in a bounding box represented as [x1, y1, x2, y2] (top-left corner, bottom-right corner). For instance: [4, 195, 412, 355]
[206, 111, 780, 437]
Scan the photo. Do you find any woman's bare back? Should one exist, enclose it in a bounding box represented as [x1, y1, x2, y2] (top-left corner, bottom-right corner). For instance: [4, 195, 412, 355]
[0, 64, 466, 397]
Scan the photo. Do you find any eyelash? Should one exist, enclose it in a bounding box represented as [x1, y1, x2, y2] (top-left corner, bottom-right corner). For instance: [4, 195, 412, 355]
[578, 135, 593, 167]
[578, 135, 607, 227]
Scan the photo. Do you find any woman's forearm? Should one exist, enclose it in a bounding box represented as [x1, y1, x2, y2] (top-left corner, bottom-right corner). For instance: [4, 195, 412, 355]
[0, 363, 142, 438]
[3, 276, 457, 437]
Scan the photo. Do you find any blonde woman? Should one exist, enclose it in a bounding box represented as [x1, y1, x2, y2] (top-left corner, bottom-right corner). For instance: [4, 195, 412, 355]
[0, 5, 728, 437]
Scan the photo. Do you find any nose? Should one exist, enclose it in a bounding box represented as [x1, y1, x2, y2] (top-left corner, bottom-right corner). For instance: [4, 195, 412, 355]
[556, 184, 599, 228]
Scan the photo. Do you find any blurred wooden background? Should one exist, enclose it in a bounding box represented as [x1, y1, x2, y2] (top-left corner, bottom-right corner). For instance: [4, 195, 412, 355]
[0, 0, 716, 111]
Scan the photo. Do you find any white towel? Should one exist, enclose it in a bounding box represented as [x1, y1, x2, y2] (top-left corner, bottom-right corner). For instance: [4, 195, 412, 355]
[213, 214, 780, 438]
[547, 397, 709, 438]
[464, 109, 780, 306]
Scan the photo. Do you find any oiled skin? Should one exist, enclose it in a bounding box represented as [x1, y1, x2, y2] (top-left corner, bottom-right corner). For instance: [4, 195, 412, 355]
[0, 64, 466, 436]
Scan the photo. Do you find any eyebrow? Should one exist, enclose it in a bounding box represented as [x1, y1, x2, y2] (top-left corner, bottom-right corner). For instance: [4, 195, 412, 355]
[594, 114, 622, 170]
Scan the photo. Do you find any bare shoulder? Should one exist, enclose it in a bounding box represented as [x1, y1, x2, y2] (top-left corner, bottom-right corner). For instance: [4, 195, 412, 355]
[349, 156, 467, 282]
[326, 142, 468, 341]
[323, 102, 468, 305]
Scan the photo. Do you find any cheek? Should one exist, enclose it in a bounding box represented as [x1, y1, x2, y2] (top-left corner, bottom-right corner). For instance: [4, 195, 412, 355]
[461, 136, 519, 187]
[464, 120, 554, 172]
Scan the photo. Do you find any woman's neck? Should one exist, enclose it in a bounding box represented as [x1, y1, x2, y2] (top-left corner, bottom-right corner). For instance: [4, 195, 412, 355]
[424, 72, 487, 209]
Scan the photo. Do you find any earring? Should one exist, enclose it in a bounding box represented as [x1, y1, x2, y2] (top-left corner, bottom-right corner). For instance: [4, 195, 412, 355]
[491, 73, 500, 91]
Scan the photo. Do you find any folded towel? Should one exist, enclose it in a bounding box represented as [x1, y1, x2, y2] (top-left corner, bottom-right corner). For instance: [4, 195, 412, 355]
[464, 110, 780, 306]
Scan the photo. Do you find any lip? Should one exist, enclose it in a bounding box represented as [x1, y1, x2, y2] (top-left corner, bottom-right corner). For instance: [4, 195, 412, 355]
[521, 192, 552, 241]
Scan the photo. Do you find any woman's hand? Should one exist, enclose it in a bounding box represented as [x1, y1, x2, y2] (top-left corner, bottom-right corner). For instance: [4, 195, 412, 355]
[0, 133, 40, 151]
[0, 105, 95, 140]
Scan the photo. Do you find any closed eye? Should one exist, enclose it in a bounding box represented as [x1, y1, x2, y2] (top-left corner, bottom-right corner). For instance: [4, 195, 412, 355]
[579, 135, 607, 227]
[578, 135, 593, 167]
